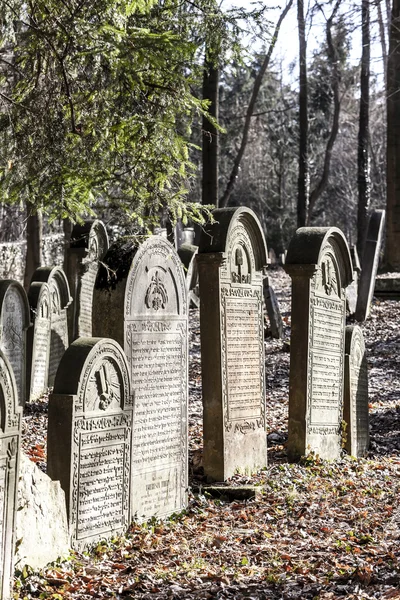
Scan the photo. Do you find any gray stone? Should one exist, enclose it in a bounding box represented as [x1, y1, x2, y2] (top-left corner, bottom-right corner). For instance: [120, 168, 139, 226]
[284, 227, 353, 461]
[346, 246, 361, 314]
[93, 236, 188, 521]
[0, 281, 30, 406]
[197, 207, 268, 481]
[26, 282, 51, 401]
[355, 209, 386, 321]
[343, 326, 369, 457]
[263, 277, 283, 339]
[178, 244, 199, 308]
[47, 337, 133, 550]
[16, 452, 69, 569]
[374, 275, 400, 299]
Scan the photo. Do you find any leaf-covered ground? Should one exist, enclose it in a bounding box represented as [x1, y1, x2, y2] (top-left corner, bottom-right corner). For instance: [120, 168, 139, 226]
[17, 269, 400, 599]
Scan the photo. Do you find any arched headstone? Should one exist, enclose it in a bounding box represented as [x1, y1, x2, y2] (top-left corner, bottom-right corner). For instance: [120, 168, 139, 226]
[26, 282, 51, 401]
[93, 236, 188, 520]
[284, 227, 353, 461]
[0, 281, 30, 406]
[197, 207, 268, 481]
[47, 338, 133, 550]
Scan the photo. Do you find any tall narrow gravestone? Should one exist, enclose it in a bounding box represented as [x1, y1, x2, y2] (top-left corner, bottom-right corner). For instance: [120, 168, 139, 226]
[93, 236, 188, 520]
[26, 282, 51, 401]
[0, 350, 22, 599]
[197, 207, 268, 481]
[343, 326, 369, 457]
[0, 281, 30, 406]
[355, 209, 386, 321]
[284, 227, 353, 461]
[31, 267, 72, 386]
[66, 220, 109, 341]
[47, 338, 133, 550]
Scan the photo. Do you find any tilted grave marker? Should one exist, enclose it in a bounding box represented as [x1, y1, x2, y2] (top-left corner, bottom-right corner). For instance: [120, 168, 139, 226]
[197, 207, 268, 481]
[26, 282, 51, 401]
[178, 243, 199, 308]
[0, 281, 30, 406]
[263, 276, 283, 339]
[93, 236, 188, 520]
[346, 246, 361, 315]
[284, 227, 353, 461]
[47, 338, 133, 549]
[343, 325, 369, 457]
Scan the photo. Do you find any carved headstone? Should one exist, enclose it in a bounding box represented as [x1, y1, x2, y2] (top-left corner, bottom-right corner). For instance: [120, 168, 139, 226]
[93, 236, 188, 520]
[47, 338, 133, 550]
[355, 209, 386, 321]
[0, 281, 30, 406]
[66, 220, 109, 341]
[284, 227, 353, 461]
[343, 326, 369, 457]
[31, 267, 72, 386]
[178, 243, 199, 308]
[197, 207, 268, 481]
[27, 282, 51, 401]
[0, 350, 22, 599]
[346, 246, 361, 314]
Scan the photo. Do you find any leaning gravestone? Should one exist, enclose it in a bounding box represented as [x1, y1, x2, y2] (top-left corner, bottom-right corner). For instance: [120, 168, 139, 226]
[263, 276, 283, 339]
[93, 236, 188, 520]
[66, 220, 109, 341]
[31, 267, 72, 386]
[346, 246, 361, 315]
[47, 337, 133, 550]
[0, 281, 30, 406]
[197, 207, 268, 481]
[26, 282, 51, 401]
[178, 243, 199, 308]
[284, 227, 353, 461]
[343, 325, 369, 457]
[0, 350, 22, 599]
[355, 209, 386, 321]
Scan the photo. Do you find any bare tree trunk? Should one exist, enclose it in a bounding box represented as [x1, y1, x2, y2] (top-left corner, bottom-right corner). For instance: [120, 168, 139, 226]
[377, 0, 388, 87]
[202, 55, 219, 207]
[24, 207, 43, 289]
[297, 0, 309, 227]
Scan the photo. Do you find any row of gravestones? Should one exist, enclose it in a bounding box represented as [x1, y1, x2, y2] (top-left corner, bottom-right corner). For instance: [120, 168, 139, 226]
[0, 208, 380, 598]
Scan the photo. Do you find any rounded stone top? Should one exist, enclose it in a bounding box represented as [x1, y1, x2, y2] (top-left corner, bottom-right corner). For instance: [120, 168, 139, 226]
[0, 348, 20, 431]
[366, 209, 385, 240]
[0, 280, 30, 327]
[31, 266, 72, 309]
[178, 244, 198, 271]
[345, 325, 365, 355]
[28, 281, 50, 313]
[70, 219, 109, 259]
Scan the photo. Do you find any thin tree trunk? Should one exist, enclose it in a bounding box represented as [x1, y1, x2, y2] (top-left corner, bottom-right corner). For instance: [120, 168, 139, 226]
[377, 0, 388, 87]
[297, 0, 309, 227]
[24, 207, 43, 289]
[202, 56, 219, 207]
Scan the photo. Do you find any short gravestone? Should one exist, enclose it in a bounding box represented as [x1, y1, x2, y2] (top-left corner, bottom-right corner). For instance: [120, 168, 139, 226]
[0, 350, 22, 599]
[343, 326, 369, 457]
[31, 267, 72, 386]
[346, 246, 361, 314]
[355, 209, 386, 321]
[178, 243, 199, 308]
[284, 227, 353, 461]
[47, 337, 133, 549]
[26, 282, 51, 401]
[197, 207, 268, 481]
[93, 236, 188, 520]
[263, 276, 283, 339]
[66, 220, 109, 341]
[0, 281, 30, 406]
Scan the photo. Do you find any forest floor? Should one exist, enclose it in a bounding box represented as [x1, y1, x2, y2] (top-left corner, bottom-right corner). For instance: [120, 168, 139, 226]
[17, 268, 400, 600]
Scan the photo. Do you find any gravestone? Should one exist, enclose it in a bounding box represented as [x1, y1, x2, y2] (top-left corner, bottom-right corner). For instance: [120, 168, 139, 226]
[0, 350, 22, 599]
[355, 209, 386, 321]
[263, 276, 283, 339]
[343, 326, 369, 457]
[197, 207, 268, 481]
[47, 337, 133, 550]
[0, 281, 30, 406]
[93, 236, 188, 520]
[26, 282, 51, 401]
[66, 220, 109, 341]
[284, 227, 353, 461]
[346, 246, 361, 314]
[31, 267, 72, 386]
[178, 243, 199, 308]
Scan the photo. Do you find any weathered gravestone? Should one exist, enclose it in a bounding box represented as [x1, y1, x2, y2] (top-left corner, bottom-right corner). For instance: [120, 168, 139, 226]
[93, 236, 188, 520]
[26, 282, 51, 401]
[263, 277, 283, 339]
[47, 338, 133, 549]
[0, 350, 22, 599]
[355, 209, 386, 321]
[178, 243, 199, 308]
[31, 267, 72, 386]
[343, 325, 369, 457]
[66, 220, 109, 341]
[284, 227, 353, 461]
[197, 207, 268, 481]
[0, 281, 30, 406]
[346, 246, 361, 315]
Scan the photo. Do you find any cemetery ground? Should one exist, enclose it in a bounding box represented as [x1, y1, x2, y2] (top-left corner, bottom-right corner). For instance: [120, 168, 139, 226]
[17, 269, 400, 600]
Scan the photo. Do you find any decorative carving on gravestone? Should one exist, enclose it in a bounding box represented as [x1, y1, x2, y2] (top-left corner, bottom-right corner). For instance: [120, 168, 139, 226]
[93, 236, 188, 520]
[346, 246, 361, 315]
[178, 243, 199, 308]
[66, 220, 109, 341]
[0, 350, 22, 599]
[0, 281, 30, 406]
[47, 338, 133, 550]
[31, 267, 72, 386]
[343, 326, 369, 457]
[284, 227, 353, 461]
[197, 207, 268, 481]
[26, 282, 51, 401]
[355, 209, 386, 321]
